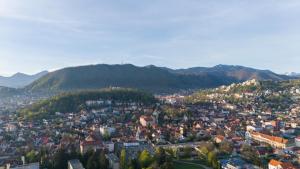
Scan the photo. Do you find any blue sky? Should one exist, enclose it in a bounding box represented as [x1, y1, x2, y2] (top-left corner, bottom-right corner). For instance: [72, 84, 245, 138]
[1, 0, 300, 76]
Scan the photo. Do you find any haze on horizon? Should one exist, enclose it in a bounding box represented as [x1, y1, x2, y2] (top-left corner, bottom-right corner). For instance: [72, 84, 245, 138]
[1, 0, 300, 76]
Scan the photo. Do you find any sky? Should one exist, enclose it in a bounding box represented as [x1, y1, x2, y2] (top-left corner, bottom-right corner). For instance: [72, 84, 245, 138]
[1, 0, 300, 76]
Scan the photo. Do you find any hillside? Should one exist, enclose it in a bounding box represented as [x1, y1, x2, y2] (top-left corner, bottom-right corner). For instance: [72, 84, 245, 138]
[24, 64, 291, 94]
[0, 86, 21, 97]
[186, 79, 300, 110]
[168, 65, 290, 81]
[0, 71, 48, 88]
[19, 88, 156, 119]
[25, 64, 238, 93]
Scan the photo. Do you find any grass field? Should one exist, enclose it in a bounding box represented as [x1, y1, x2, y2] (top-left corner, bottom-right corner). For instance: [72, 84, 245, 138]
[174, 161, 205, 169]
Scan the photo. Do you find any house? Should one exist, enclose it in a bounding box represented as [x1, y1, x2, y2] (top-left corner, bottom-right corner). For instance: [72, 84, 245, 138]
[250, 132, 289, 149]
[215, 135, 225, 143]
[268, 159, 296, 169]
[106, 154, 119, 169]
[80, 135, 103, 154]
[139, 116, 155, 127]
[68, 159, 85, 169]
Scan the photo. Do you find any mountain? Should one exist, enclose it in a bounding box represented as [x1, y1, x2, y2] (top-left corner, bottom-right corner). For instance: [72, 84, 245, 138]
[25, 64, 291, 94]
[167, 65, 290, 81]
[26, 64, 235, 93]
[285, 72, 300, 78]
[0, 71, 48, 88]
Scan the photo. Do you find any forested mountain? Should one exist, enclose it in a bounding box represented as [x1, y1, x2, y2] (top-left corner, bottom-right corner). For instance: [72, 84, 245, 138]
[166, 64, 290, 81]
[25, 64, 291, 93]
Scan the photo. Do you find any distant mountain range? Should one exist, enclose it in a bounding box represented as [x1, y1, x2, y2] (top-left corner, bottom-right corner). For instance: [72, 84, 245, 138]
[165, 64, 289, 81]
[25, 64, 292, 93]
[285, 72, 300, 78]
[0, 71, 48, 88]
[0, 64, 294, 97]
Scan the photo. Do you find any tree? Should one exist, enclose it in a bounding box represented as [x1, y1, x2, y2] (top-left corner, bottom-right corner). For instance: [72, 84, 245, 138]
[82, 149, 94, 167]
[128, 158, 139, 169]
[219, 141, 233, 154]
[86, 151, 100, 169]
[161, 156, 174, 169]
[198, 147, 209, 159]
[155, 147, 166, 166]
[207, 152, 219, 169]
[120, 149, 127, 169]
[99, 151, 109, 169]
[182, 147, 192, 158]
[25, 150, 39, 163]
[138, 150, 153, 168]
[52, 149, 69, 169]
[240, 144, 262, 166]
[102, 130, 110, 141]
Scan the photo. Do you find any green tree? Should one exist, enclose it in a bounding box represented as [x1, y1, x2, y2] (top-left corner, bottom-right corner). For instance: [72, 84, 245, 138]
[52, 149, 69, 169]
[182, 147, 192, 158]
[86, 151, 100, 169]
[25, 150, 39, 163]
[82, 149, 94, 167]
[207, 152, 219, 169]
[99, 151, 109, 169]
[240, 144, 262, 166]
[120, 149, 127, 169]
[155, 147, 166, 166]
[219, 141, 233, 154]
[102, 130, 111, 141]
[161, 156, 174, 169]
[138, 150, 153, 168]
[128, 158, 139, 169]
[198, 147, 209, 159]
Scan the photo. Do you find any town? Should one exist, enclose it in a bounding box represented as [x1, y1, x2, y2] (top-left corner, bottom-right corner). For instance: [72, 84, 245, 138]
[0, 79, 299, 169]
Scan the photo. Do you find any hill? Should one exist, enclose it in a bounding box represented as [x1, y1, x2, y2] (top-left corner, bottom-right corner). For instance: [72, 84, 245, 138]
[167, 65, 290, 81]
[19, 88, 156, 119]
[186, 79, 300, 110]
[25, 64, 238, 93]
[25, 64, 290, 94]
[0, 71, 48, 88]
[286, 72, 300, 78]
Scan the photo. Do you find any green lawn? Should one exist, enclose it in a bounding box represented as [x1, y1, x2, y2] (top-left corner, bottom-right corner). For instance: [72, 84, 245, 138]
[174, 161, 205, 169]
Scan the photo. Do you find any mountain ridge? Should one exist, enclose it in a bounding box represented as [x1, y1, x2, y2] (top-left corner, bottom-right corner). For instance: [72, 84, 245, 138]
[0, 71, 48, 88]
[24, 64, 291, 94]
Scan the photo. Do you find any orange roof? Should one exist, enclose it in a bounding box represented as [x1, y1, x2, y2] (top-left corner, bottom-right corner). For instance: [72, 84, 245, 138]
[216, 135, 225, 140]
[269, 159, 282, 166]
[252, 132, 288, 144]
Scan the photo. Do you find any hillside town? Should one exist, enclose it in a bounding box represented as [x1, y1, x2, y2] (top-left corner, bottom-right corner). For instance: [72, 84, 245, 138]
[0, 79, 299, 169]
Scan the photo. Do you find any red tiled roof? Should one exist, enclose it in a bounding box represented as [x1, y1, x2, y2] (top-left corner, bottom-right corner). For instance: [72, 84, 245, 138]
[252, 132, 288, 144]
[269, 159, 282, 166]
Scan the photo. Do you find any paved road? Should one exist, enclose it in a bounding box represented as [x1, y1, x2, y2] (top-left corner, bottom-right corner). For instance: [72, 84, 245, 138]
[174, 160, 212, 169]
